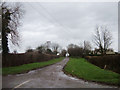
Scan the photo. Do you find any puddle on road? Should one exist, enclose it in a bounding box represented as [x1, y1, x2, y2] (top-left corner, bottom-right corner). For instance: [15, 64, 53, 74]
[28, 70, 36, 74]
[16, 74, 25, 76]
[27, 68, 42, 74]
[56, 65, 62, 68]
[58, 71, 79, 81]
[16, 68, 43, 76]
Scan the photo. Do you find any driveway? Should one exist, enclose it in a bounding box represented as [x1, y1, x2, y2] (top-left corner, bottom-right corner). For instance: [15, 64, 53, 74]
[2, 58, 117, 88]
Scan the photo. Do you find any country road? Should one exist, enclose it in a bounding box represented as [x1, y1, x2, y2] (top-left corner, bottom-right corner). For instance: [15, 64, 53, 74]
[3, 58, 118, 88]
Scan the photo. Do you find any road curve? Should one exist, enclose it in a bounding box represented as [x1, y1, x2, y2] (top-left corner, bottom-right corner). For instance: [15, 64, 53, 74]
[3, 58, 117, 88]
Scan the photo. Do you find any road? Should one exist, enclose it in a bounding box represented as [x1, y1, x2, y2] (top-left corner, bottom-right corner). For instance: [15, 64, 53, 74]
[3, 58, 117, 88]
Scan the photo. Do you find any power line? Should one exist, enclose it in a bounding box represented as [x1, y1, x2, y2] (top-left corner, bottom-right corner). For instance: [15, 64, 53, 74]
[27, 3, 56, 27]
[37, 3, 72, 34]
[27, 3, 72, 35]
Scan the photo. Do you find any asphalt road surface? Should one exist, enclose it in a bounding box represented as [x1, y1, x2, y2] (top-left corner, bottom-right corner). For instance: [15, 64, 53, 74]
[3, 58, 118, 88]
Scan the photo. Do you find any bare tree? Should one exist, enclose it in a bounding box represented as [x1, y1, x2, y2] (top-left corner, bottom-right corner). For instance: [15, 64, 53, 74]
[83, 40, 92, 55]
[67, 44, 84, 57]
[102, 27, 112, 54]
[67, 44, 75, 48]
[26, 46, 33, 53]
[36, 45, 45, 54]
[1, 2, 24, 54]
[51, 43, 60, 54]
[61, 49, 67, 56]
[44, 41, 51, 50]
[93, 26, 112, 54]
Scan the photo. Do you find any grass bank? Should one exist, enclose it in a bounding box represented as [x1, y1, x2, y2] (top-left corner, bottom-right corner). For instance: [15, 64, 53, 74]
[3, 57, 64, 75]
[64, 58, 120, 86]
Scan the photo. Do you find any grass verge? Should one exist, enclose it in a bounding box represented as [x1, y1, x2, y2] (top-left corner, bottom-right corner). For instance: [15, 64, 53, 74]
[64, 58, 120, 86]
[3, 57, 64, 75]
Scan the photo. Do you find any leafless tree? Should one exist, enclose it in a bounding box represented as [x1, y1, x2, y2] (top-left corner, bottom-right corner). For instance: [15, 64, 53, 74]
[26, 46, 33, 53]
[36, 45, 46, 54]
[102, 27, 112, 53]
[67, 44, 75, 48]
[51, 43, 60, 54]
[67, 44, 84, 57]
[84, 41, 91, 50]
[1, 2, 24, 53]
[83, 40, 92, 55]
[61, 49, 67, 56]
[44, 41, 51, 50]
[93, 26, 112, 54]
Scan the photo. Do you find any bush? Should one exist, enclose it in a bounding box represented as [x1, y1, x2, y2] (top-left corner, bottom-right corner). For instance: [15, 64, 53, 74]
[85, 55, 120, 74]
[2, 52, 59, 67]
[68, 47, 84, 57]
[26, 49, 33, 52]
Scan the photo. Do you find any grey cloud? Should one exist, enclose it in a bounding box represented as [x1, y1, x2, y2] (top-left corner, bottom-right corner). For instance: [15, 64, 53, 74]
[9, 2, 118, 53]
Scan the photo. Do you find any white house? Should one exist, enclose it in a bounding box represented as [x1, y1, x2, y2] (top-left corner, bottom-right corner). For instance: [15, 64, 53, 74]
[66, 52, 69, 57]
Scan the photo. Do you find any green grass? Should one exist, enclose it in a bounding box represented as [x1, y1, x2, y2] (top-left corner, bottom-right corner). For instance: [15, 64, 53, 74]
[3, 57, 64, 75]
[64, 58, 120, 85]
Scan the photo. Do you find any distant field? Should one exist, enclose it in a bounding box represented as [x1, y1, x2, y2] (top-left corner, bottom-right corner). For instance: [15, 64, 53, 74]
[3, 57, 64, 75]
[64, 58, 120, 86]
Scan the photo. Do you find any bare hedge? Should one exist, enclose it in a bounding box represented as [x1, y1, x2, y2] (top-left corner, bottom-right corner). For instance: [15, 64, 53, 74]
[85, 55, 120, 74]
[2, 52, 59, 67]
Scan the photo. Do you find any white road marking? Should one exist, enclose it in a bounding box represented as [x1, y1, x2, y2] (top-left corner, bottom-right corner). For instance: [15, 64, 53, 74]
[13, 79, 31, 89]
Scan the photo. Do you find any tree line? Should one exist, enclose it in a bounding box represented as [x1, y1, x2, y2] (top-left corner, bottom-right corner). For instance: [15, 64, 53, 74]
[1, 2, 114, 57]
[67, 26, 113, 57]
[26, 41, 61, 55]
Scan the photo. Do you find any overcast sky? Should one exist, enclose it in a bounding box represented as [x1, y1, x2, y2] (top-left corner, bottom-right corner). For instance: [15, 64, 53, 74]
[9, 2, 118, 53]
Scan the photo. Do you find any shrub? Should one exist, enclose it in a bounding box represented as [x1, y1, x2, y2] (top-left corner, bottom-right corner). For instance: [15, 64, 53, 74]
[2, 52, 58, 67]
[85, 55, 120, 74]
